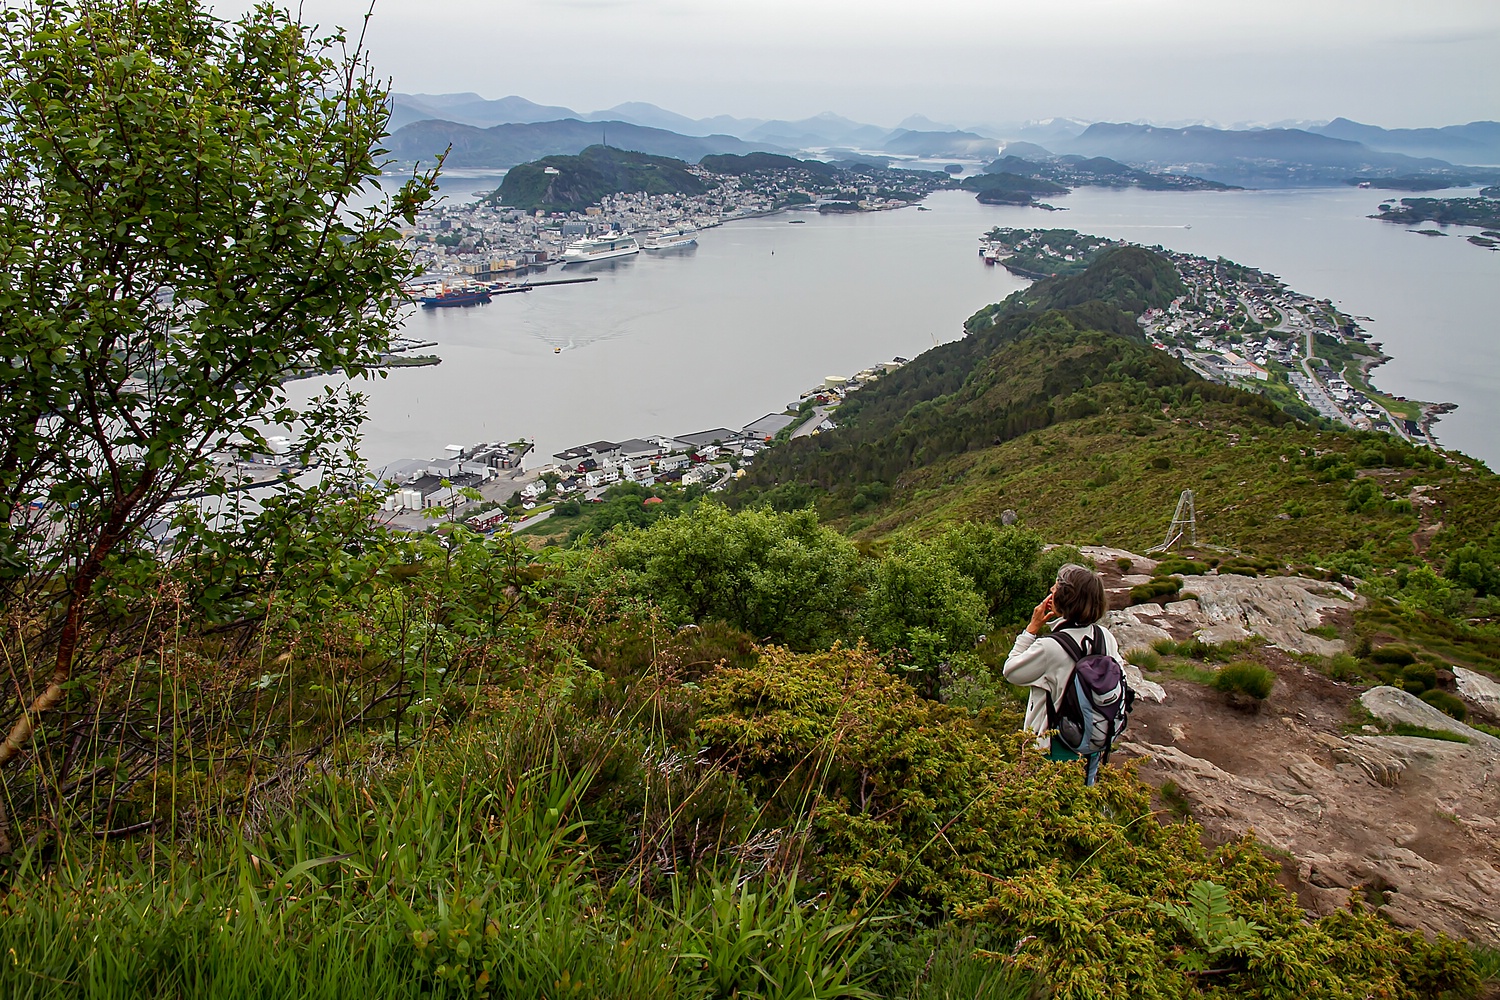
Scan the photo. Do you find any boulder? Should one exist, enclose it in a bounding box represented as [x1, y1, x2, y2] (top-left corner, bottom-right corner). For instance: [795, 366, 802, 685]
[1452, 666, 1500, 722]
[1359, 686, 1500, 748]
[1123, 660, 1167, 703]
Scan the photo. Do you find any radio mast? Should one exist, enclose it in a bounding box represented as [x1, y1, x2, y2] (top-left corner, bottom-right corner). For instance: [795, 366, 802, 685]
[1150, 489, 1196, 552]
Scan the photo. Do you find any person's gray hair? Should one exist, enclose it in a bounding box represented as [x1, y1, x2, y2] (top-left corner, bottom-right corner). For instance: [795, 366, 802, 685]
[1053, 563, 1106, 625]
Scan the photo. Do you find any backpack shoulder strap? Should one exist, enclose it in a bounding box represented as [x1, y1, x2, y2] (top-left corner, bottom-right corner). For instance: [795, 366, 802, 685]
[1091, 625, 1107, 657]
[1046, 629, 1086, 663]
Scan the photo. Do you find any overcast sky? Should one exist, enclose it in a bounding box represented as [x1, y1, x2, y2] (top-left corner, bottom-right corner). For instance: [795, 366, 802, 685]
[217, 0, 1497, 128]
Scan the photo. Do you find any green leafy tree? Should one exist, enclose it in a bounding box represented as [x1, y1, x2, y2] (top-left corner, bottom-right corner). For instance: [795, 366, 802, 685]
[608, 502, 861, 649]
[860, 542, 989, 660]
[0, 0, 436, 769]
[923, 522, 1075, 625]
[1444, 543, 1500, 597]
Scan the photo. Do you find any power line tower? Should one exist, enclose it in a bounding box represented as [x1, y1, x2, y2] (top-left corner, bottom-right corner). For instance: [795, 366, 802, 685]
[1150, 489, 1196, 552]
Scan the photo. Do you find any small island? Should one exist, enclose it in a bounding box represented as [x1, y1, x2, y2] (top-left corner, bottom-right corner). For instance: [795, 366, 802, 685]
[1373, 196, 1500, 249]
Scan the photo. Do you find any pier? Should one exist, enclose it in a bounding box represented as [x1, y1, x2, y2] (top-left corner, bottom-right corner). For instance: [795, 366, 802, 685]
[520, 277, 599, 287]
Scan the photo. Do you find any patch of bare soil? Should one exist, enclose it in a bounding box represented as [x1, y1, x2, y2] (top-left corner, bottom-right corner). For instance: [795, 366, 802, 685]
[1120, 653, 1500, 948]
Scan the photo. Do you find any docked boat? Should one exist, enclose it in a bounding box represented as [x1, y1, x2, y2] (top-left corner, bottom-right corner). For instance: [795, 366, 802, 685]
[420, 285, 491, 308]
[640, 228, 697, 251]
[478, 280, 533, 295]
[561, 233, 640, 264]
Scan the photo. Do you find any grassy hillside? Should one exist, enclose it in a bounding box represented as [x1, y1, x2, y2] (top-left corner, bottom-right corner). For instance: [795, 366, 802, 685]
[733, 242, 1500, 701]
[491, 144, 707, 212]
[736, 246, 1199, 491]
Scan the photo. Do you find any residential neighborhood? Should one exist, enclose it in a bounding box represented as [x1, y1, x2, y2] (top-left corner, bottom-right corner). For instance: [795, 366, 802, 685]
[979, 228, 1439, 443]
[365, 357, 909, 533]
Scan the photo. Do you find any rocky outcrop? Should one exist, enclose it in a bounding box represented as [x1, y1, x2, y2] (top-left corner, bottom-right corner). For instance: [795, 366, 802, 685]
[1180, 574, 1357, 655]
[1103, 568, 1358, 657]
[1360, 685, 1500, 747]
[1091, 550, 1498, 948]
[1453, 665, 1500, 723]
[1129, 724, 1500, 947]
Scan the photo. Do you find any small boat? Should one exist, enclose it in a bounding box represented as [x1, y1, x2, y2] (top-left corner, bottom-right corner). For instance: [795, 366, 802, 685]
[641, 228, 697, 251]
[788, 219, 806, 224]
[554, 347, 561, 354]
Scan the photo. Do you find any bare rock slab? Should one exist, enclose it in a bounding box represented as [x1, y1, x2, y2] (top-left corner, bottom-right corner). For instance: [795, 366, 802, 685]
[1452, 666, 1500, 722]
[1179, 574, 1358, 655]
[1360, 686, 1500, 748]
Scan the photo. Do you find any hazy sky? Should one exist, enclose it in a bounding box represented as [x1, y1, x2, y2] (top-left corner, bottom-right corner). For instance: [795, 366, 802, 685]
[216, 0, 1497, 128]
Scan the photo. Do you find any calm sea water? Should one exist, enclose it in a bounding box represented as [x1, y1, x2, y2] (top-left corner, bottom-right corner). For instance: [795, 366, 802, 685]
[291, 182, 1498, 469]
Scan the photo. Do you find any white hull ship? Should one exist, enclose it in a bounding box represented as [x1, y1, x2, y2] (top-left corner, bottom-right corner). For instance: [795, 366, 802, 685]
[641, 228, 697, 251]
[561, 233, 640, 264]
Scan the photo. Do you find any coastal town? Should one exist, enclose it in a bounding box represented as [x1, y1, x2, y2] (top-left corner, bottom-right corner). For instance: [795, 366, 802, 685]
[979, 227, 1445, 443]
[306, 184, 1456, 541]
[342, 359, 906, 535]
[402, 158, 950, 282]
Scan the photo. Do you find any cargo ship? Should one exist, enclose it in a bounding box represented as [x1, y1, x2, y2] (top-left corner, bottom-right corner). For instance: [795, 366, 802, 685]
[420, 285, 492, 308]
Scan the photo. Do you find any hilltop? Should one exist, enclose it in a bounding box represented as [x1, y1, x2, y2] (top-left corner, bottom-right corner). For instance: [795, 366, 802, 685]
[490, 145, 708, 212]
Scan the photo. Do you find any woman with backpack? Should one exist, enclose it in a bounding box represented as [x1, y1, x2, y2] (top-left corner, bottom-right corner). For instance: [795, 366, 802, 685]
[1002, 563, 1132, 785]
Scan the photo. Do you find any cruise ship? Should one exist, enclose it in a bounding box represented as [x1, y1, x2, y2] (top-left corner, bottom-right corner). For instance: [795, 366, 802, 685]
[641, 228, 697, 251]
[560, 233, 640, 264]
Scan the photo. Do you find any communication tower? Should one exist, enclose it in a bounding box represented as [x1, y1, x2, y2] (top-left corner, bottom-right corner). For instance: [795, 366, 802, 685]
[1150, 489, 1196, 552]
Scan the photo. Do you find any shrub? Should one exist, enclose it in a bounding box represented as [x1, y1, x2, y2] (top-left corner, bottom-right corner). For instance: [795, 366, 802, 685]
[1155, 557, 1208, 576]
[1369, 644, 1416, 667]
[1420, 689, 1469, 722]
[1130, 649, 1162, 672]
[1399, 661, 1438, 693]
[1116, 557, 1134, 573]
[1212, 661, 1276, 701]
[1327, 653, 1365, 683]
[1130, 577, 1182, 605]
[696, 645, 1479, 1000]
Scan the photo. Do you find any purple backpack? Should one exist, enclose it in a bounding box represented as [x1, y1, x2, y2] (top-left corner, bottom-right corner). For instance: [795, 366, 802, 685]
[1045, 625, 1135, 763]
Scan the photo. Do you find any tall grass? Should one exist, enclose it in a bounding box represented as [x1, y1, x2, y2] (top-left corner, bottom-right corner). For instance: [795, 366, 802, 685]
[0, 738, 878, 999]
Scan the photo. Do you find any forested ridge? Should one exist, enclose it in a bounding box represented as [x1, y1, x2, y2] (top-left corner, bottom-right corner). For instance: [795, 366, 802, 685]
[736, 246, 1278, 491]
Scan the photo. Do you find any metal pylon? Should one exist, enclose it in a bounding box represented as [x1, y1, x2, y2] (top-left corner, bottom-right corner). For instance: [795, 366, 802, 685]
[1151, 489, 1196, 552]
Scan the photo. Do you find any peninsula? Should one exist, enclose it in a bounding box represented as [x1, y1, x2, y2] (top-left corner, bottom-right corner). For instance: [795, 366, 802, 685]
[979, 227, 1450, 441]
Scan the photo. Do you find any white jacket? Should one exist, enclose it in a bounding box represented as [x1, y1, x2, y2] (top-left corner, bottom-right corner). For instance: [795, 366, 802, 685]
[1002, 622, 1121, 750]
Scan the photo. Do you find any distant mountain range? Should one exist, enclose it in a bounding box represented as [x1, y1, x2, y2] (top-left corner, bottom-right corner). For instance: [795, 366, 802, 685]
[387, 93, 768, 138]
[385, 118, 776, 170]
[1309, 118, 1500, 167]
[384, 93, 1500, 181]
[1052, 123, 1456, 185]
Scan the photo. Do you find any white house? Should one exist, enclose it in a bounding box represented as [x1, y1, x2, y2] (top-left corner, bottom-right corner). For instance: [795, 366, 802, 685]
[585, 467, 621, 488]
[520, 480, 548, 499]
[621, 457, 655, 482]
